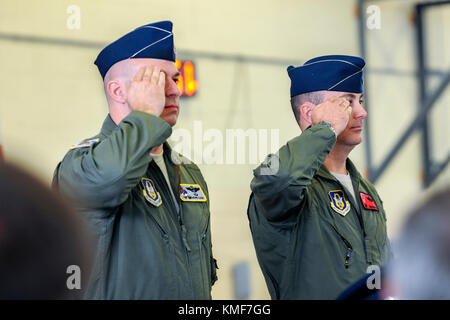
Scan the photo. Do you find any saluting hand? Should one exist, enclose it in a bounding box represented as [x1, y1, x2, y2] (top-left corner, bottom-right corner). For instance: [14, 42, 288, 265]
[127, 66, 166, 116]
[311, 97, 352, 136]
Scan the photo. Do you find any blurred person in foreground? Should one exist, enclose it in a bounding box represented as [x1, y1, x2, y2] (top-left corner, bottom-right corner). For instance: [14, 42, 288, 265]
[338, 187, 450, 300]
[247, 55, 391, 299]
[0, 162, 91, 299]
[53, 21, 217, 299]
[385, 188, 450, 299]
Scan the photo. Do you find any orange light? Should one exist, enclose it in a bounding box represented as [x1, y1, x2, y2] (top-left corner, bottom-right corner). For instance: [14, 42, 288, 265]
[175, 59, 182, 69]
[174, 59, 198, 97]
[175, 59, 184, 96]
[177, 75, 184, 96]
[183, 61, 198, 96]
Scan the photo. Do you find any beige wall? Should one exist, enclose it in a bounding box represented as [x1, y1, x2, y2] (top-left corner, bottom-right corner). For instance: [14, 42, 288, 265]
[0, 0, 448, 299]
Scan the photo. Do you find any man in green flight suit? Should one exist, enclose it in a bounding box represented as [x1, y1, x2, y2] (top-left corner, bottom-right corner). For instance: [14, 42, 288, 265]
[247, 55, 391, 299]
[53, 21, 217, 299]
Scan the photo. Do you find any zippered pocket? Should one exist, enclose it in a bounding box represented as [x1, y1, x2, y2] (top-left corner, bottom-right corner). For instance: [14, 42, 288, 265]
[327, 222, 353, 269]
[142, 205, 178, 296]
[144, 210, 170, 241]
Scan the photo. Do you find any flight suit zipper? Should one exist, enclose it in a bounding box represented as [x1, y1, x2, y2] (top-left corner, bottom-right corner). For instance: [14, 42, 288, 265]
[331, 175, 371, 265]
[343, 240, 353, 269]
[150, 161, 195, 298]
[351, 186, 372, 265]
[175, 175, 196, 299]
[198, 232, 208, 295]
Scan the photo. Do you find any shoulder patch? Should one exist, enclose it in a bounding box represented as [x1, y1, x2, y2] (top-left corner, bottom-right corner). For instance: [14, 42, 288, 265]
[70, 138, 100, 150]
[180, 183, 207, 202]
[328, 190, 351, 216]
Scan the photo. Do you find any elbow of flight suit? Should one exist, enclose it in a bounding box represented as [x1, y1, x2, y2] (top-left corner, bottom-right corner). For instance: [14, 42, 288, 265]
[250, 124, 336, 222]
[56, 111, 172, 209]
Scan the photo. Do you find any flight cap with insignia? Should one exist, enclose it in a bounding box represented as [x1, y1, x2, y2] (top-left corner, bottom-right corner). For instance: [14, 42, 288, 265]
[94, 20, 176, 79]
[287, 55, 365, 97]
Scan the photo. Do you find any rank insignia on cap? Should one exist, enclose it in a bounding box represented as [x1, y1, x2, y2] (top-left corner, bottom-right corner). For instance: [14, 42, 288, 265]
[328, 190, 351, 216]
[141, 178, 162, 207]
[179, 184, 207, 202]
[70, 138, 100, 150]
[360, 192, 378, 211]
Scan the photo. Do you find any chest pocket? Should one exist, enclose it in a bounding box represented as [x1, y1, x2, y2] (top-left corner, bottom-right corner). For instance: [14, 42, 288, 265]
[358, 191, 389, 264]
[178, 165, 210, 236]
[179, 185, 209, 235]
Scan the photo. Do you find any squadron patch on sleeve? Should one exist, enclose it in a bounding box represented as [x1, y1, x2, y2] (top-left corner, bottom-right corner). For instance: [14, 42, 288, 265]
[179, 184, 207, 202]
[328, 190, 351, 216]
[141, 178, 162, 207]
[70, 138, 100, 150]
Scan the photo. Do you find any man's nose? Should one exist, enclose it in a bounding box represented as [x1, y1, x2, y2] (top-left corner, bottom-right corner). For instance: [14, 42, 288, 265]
[166, 78, 181, 97]
[353, 101, 367, 119]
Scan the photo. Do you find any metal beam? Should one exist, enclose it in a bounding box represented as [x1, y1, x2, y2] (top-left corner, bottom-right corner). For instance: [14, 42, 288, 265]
[426, 154, 450, 186]
[357, 0, 374, 179]
[370, 70, 450, 184]
[359, 0, 450, 187]
[415, 3, 432, 187]
[1, 31, 446, 77]
[0, 32, 299, 67]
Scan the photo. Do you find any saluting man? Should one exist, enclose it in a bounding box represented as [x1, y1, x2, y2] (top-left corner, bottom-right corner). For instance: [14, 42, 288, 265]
[247, 55, 391, 299]
[53, 21, 218, 299]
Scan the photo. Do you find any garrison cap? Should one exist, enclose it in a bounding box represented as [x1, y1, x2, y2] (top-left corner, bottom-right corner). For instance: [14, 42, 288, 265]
[94, 20, 176, 79]
[287, 55, 365, 97]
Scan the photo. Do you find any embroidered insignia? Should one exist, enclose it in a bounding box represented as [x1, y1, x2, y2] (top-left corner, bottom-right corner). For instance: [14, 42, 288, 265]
[179, 184, 207, 202]
[328, 190, 351, 216]
[360, 192, 378, 211]
[141, 178, 162, 207]
[70, 138, 100, 150]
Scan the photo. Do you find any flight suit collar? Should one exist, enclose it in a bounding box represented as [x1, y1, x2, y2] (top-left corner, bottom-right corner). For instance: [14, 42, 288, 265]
[316, 158, 363, 182]
[162, 142, 181, 203]
[163, 142, 179, 166]
[100, 114, 118, 136]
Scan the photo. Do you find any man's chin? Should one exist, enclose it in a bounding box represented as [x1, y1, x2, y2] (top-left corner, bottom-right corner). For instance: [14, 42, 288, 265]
[337, 133, 363, 146]
[161, 114, 178, 127]
[347, 136, 363, 146]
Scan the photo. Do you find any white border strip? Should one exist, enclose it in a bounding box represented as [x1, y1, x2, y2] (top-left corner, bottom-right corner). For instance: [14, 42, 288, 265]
[289, 59, 362, 72]
[129, 33, 173, 58]
[327, 70, 363, 90]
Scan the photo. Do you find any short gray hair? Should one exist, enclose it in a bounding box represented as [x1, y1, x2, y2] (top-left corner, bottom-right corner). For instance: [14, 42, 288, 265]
[290, 91, 325, 122]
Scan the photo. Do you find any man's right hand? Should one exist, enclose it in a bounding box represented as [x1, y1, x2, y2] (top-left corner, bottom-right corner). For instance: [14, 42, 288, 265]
[127, 66, 166, 116]
[311, 97, 352, 136]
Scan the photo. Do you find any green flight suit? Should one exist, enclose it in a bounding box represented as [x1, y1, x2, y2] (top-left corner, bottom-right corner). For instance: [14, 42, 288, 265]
[53, 111, 217, 299]
[247, 123, 391, 299]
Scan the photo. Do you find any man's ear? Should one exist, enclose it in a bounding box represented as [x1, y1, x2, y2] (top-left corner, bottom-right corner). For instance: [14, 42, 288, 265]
[300, 102, 315, 126]
[106, 80, 127, 104]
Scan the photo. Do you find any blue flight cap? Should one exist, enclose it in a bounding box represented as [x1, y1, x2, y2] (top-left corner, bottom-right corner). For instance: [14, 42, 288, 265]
[94, 20, 176, 79]
[287, 55, 365, 97]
